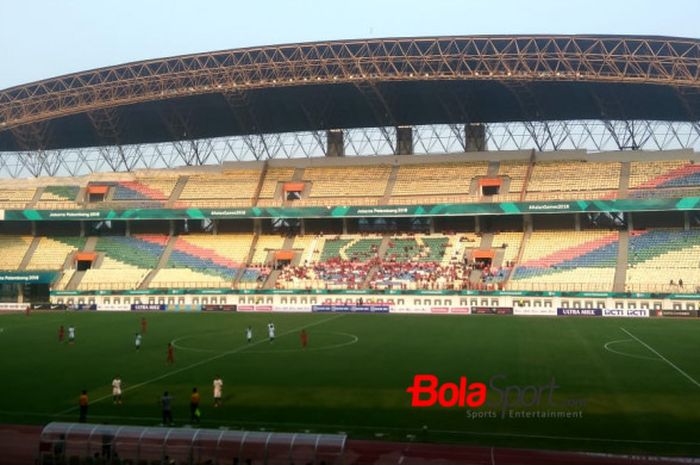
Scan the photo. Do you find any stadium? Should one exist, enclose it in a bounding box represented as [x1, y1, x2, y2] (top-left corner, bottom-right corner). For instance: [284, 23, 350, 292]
[1, 34, 700, 464]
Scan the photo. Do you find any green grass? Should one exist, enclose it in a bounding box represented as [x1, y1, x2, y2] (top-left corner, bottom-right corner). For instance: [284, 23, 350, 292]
[1, 312, 700, 456]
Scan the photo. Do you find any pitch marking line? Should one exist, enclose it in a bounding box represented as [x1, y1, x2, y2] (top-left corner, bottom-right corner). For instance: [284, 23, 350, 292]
[603, 339, 658, 361]
[621, 327, 700, 389]
[54, 314, 346, 415]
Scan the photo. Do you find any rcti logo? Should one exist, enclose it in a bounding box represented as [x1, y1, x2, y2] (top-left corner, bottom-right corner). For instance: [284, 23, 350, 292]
[406, 374, 487, 408]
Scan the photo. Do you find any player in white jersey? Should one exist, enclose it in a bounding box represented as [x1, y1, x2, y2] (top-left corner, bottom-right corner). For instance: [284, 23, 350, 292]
[135, 333, 142, 351]
[112, 375, 122, 404]
[267, 322, 275, 342]
[245, 326, 253, 343]
[68, 326, 75, 344]
[213, 375, 223, 407]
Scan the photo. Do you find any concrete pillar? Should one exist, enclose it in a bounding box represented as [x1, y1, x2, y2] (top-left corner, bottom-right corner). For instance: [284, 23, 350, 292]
[31, 221, 36, 237]
[125, 221, 131, 236]
[342, 218, 348, 235]
[213, 220, 218, 235]
[326, 129, 345, 157]
[253, 219, 262, 235]
[684, 212, 690, 231]
[168, 220, 175, 236]
[396, 126, 413, 155]
[17, 285, 23, 304]
[300, 219, 306, 236]
[474, 216, 481, 234]
[627, 213, 633, 232]
[465, 123, 486, 152]
[574, 214, 581, 232]
[429, 218, 435, 234]
[80, 221, 85, 238]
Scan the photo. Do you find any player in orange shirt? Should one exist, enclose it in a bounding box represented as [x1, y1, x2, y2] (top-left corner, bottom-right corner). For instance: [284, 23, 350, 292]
[190, 387, 201, 424]
[166, 343, 174, 364]
[300, 329, 308, 349]
[141, 317, 147, 334]
[79, 390, 89, 423]
[58, 325, 65, 343]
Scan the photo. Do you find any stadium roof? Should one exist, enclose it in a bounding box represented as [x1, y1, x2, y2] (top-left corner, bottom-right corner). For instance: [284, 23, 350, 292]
[0, 34, 699, 152]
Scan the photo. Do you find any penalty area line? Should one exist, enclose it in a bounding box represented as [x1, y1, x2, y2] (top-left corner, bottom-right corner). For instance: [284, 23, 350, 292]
[621, 327, 700, 389]
[54, 314, 345, 416]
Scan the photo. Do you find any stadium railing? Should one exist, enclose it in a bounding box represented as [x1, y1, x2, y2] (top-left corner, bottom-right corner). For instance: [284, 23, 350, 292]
[506, 282, 614, 292]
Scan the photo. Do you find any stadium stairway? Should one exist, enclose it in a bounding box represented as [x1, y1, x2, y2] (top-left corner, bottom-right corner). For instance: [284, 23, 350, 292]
[377, 235, 392, 259]
[65, 270, 86, 290]
[251, 160, 269, 207]
[520, 150, 536, 201]
[469, 268, 483, 285]
[166, 176, 188, 208]
[487, 161, 499, 177]
[360, 235, 391, 289]
[262, 269, 281, 289]
[479, 233, 494, 249]
[232, 233, 260, 286]
[381, 164, 400, 203]
[503, 226, 532, 287]
[618, 162, 631, 198]
[27, 187, 44, 209]
[138, 235, 177, 289]
[75, 186, 86, 205]
[18, 237, 41, 270]
[613, 230, 629, 292]
[83, 237, 98, 252]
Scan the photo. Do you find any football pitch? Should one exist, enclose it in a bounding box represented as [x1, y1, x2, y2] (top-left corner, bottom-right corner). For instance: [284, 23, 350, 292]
[1, 311, 699, 457]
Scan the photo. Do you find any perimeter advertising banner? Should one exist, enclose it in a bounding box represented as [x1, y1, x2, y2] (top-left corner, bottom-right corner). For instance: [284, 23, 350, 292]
[658, 309, 699, 317]
[471, 306, 514, 315]
[312, 305, 390, 313]
[8, 197, 700, 221]
[131, 304, 166, 311]
[601, 308, 649, 317]
[557, 308, 602, 316]
[201, 304, 237, 312]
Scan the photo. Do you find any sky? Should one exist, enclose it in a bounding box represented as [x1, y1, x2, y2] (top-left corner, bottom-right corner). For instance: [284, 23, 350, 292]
[1, 0, 699, 90]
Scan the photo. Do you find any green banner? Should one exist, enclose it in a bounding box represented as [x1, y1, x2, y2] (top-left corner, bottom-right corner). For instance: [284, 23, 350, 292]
[0, 272, 58, 283]
[6, 197, 700, 221]
[49, 288, 699, 299]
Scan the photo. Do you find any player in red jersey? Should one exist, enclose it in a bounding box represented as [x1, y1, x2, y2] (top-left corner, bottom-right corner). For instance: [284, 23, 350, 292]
[141, 317, 147, 334]
[166, 342, 174, 364]
[58, 325, 65, 343]
[300, 329, 308, 349]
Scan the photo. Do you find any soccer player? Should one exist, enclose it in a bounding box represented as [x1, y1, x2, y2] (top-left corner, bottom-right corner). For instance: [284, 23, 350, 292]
[68, 325, 75, 345]
[213, 376, 223, 408]
[160, 391, 173, 426]
[135, 333, 142, 351]
[166, 342, 174, 364]
[300, 329, 308, 349]
[79, 390, 88, 423]
[267, 322, 275, 342]
[112, 375, 122, 404]
[141, 317, 147, 334]
[190, 387, 201, 424]
[58, 325, 64, 343]
[245, 326, 253, 343]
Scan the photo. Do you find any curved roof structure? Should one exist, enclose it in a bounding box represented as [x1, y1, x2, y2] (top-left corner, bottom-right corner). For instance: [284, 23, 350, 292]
[1, 35, 699, 151]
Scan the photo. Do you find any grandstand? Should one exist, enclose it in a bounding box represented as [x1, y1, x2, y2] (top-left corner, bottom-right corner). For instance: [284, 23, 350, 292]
[0, 152, 695, 298]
